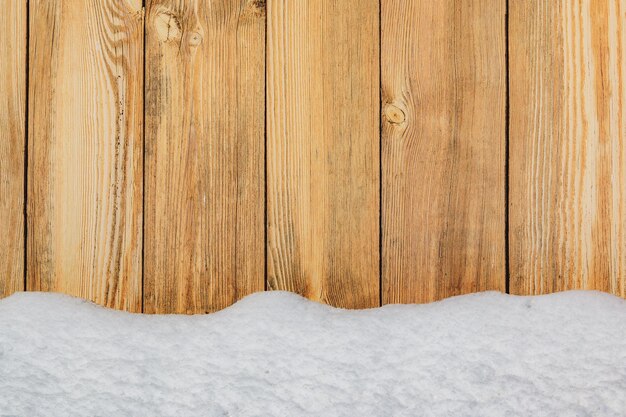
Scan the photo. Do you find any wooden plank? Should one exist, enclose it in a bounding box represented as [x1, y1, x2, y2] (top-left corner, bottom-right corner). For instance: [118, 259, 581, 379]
[0, 0, 26, 297]
[267, 0, 380, 308]
[28, 0, 143, 311]
[381, 0, 506, 304]
[510, 0, 626, 297]
[144, 0, 265, 313]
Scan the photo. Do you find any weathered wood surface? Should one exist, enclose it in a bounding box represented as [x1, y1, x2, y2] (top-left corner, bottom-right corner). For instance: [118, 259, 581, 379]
[144, 0, 266, 313]
[0, 0, 26, 297]
[27, 0, 144, 311]
[381, 0, 507, 304]
[266, 0, 380, 308]
[510, 0, 626, 297]
[1, 0, 625, 310]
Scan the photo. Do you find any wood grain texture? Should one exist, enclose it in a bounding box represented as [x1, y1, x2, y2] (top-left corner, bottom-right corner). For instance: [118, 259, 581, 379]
[267, 0, 380, 308]
[144, 0, 265, 313]
[510, 0, 626, 297]
[381, 0, 506, 304]
[0, 0, 26, 297]
[28, 0, 143, 311]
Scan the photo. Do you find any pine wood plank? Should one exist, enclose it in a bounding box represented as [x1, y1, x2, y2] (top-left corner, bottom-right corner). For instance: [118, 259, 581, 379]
[28, 0, 144, 311]
[266, 0, 380, 308]
[0, 0, 26, 297]
[381, 0, 506, 304]
[510, 0, 626, 297]
[144, 0, 265, 313]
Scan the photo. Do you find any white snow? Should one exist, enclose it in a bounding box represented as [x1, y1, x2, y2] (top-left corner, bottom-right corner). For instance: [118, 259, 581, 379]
[0, 290, 625, 416]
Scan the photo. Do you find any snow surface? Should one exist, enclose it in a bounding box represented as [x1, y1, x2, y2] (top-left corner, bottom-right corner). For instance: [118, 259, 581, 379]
[0, 291, 625, 416]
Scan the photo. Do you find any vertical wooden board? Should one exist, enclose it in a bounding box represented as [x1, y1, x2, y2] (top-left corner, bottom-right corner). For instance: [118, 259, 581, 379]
[381, 0, 506, 304]
[28, 0, 143, 311]
[267, 0, 380, 308]
[144, 0, 265, 313]
[510, 1, 626, 297]
[0, 0, 26, 297]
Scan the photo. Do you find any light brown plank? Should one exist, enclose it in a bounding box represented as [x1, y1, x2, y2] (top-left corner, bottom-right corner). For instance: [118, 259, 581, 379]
[382, 0, 506, 304]
[0, 0, 26, 297]
[510, 0, 626, 297]
[28, 0, 143, 311]
[144, 0, 265, 313]
[267, 0, 380, 308]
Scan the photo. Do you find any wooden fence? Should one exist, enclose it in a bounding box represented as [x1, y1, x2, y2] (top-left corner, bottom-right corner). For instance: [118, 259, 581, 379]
[0, 0, 624, 313]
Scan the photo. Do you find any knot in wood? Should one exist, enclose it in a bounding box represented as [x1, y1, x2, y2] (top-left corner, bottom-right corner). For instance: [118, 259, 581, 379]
[384, 104, 406, 124]
[243, 0, 266, 18]
[154, 11, 181, 43]
[188, 31, 203, 46]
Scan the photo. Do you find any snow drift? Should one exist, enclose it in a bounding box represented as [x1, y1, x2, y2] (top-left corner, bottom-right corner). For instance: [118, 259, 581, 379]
[0, 290, 625, 416]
